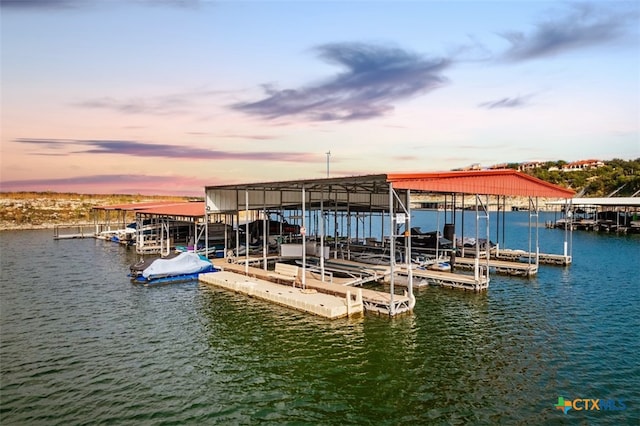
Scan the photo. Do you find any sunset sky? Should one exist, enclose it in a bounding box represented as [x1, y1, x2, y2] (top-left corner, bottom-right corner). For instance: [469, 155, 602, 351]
[1, 0, 639, 196]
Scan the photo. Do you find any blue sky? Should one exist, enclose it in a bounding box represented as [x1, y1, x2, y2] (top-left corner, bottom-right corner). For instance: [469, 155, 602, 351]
[1, 0, 638, 195]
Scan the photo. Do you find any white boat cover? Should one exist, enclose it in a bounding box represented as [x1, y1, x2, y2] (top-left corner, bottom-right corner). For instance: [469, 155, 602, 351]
[142, 252, 212, 279]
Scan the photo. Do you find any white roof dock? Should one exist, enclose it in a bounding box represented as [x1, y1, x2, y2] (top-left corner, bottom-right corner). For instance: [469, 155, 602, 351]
[548, 197, 640, 207]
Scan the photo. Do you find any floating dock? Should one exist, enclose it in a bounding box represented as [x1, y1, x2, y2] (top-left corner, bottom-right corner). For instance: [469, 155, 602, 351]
[217, 261, 412, 316]
[199, 270, 363, 319]
[323, 258, 490, 292]
[53, 225, 95, 240]
[493, 249, 571, 266]
[454, 257, 538, 277]
[397, 266, 490, 291]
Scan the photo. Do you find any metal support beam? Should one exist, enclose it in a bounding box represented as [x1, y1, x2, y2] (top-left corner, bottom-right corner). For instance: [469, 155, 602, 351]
[301, 185, 306, 289]
[388, 182, 395, 316]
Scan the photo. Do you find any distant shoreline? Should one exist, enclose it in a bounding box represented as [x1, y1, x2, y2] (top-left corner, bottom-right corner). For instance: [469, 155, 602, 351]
[0, 193, 566, 232]
[0, 192, 193, 233]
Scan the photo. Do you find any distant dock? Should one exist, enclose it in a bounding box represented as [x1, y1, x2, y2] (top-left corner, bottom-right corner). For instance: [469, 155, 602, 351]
[454, 256, 538, 277]
[53, 224, 96, 240]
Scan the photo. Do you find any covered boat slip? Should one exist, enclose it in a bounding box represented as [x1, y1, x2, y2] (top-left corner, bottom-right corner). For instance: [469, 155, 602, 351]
[92, 201, 232, 256]
[204, 174, 417, 316]
[546, 197, 640, 233]
[202, 170, 574, 315]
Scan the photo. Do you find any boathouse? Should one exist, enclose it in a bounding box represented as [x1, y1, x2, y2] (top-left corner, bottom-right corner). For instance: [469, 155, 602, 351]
[546, 197, 640, 233]
[201, 170, 574, 316]
[91, 201, 230, 255]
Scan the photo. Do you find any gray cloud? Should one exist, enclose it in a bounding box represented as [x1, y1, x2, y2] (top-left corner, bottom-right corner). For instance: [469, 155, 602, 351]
[478, 94, 533, 109]
[77, 89, 229, 116]
[232, 42, 450, 122]
[500, 3, 639, 62]
[79, 97, 190, 116]
[15, 138, 317, 162]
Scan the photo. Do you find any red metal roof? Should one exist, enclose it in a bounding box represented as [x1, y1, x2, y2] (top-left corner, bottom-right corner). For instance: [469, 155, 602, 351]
[387, 169, 575, 198]
[137, 202, 205, 217]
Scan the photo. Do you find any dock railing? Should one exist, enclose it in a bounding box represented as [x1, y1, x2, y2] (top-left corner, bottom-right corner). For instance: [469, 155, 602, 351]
[53, 224, 96, 240]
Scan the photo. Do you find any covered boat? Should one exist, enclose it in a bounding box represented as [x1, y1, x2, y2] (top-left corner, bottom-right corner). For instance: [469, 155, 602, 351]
[396, 227, 454, 253]
[130, 252, 217, 285]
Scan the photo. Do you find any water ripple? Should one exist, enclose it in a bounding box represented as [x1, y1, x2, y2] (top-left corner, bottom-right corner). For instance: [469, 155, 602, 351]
[1, 224, 639, 425]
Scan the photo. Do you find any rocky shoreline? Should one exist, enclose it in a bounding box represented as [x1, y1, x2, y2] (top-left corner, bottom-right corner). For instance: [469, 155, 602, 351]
[0, 192, 191, 232]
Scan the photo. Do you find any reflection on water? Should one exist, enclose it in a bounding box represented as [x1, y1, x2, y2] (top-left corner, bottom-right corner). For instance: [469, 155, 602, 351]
[1, 224, 639, 424]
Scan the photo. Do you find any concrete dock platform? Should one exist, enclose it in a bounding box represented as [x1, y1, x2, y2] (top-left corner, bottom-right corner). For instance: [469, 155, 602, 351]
[199, 270, 363, 319]
[216, 261, 413, 316]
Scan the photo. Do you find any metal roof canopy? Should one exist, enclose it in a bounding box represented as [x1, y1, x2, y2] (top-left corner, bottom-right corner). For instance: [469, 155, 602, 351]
[203, 170, 573, 299]
[387, 170, 575, 198]
[205, 170, 574, 214]
[136, 202, 206, 218]
[205, 174, 393, 213]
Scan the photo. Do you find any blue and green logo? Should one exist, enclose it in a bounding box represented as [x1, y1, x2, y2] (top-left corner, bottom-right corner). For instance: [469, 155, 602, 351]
[555, 396, 626, 414]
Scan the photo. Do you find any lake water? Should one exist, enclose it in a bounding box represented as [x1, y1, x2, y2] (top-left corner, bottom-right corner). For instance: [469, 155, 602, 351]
[1, 211, 638, 424]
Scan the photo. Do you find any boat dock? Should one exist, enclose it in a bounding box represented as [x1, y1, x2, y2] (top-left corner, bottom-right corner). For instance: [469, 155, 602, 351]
[324, 258, 492, 292]
[50, 171, 577, 320]
[460, 247, 571, 266]
[493, 249, 571, 266]
[397, 266, 490, 291]
[215, 261, 412, 316]
[546, 197, 640, 234]
[53, 224, 95, 240]
[454, 257, 538, 277]
[199, 270, 363, 319]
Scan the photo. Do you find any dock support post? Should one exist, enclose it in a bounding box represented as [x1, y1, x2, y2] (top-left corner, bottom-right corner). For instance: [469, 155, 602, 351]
[388, 182, 395, 316]
[301, 185, 306, 290]
[406, 189, 414, 309]
[245, 190, 249, 275]
[320, 196, 325, 282]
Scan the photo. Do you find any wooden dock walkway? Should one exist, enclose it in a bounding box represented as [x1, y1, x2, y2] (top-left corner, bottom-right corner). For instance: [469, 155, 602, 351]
[53, 233, 93, 240]
[326, 258, 491, 292]
[493, 249, 572, 266]
[398, 266, 490, 291]
[53, 224, 96, 240]
[460, 248, 571, 266]
[454, 257, 538, 277]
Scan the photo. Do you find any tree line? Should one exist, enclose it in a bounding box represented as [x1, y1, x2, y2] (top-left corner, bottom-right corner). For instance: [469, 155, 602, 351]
[511, 158, 640, 197]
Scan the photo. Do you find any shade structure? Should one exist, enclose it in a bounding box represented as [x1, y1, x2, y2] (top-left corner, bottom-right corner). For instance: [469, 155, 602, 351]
[136, 202, 205, 218]
[387, 169, 575, 198]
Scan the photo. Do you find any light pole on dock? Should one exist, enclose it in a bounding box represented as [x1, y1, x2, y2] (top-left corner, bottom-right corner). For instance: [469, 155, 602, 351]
[326, 150, 331, 178]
